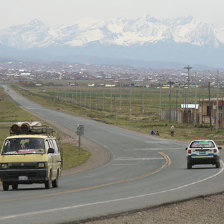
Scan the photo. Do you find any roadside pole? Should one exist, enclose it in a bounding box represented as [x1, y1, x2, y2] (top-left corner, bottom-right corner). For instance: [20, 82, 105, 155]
[169, 81, 172, 122]
[76, 124, 84, 155]
[216, 70, 219, 130]
[208, 82, 212, 131]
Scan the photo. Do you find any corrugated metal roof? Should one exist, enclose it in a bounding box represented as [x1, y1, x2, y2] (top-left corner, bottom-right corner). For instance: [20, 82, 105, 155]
[181, 104, 199, 109]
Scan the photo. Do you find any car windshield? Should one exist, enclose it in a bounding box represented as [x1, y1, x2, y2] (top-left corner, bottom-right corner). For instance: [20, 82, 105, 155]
[2, 138, 45, 155]
[190, 141, 215, 148]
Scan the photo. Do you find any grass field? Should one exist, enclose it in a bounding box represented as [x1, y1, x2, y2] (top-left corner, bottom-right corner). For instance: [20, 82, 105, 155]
[10, 81, 224, 145]
[13, 82, 222, 116]
[0, 86, 90, 170]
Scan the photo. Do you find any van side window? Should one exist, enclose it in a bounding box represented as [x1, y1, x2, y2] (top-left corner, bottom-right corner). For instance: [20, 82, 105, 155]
[46, 139, 54, 151]
[45, 140, 50, 150]
[52, 139, 59, 153]
[49, 139, 55, 151]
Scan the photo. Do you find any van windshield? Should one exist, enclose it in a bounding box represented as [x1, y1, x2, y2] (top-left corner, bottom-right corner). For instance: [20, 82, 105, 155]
[2, 138, 45, 155]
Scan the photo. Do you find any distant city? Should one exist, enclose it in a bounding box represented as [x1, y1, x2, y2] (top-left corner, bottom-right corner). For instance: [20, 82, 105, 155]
[0, 60, 223, 89]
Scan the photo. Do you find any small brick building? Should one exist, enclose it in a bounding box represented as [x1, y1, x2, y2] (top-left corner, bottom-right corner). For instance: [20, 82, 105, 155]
[199, 98, 224, 128]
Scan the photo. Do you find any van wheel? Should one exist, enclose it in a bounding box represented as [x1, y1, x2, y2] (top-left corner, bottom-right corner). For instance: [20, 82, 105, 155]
[45, 171, 52, 189]
[52, 171, 59, 188]
[3, 182, 9, 191]
[216, 160, 220, 168]
[12, 183, 18, 190]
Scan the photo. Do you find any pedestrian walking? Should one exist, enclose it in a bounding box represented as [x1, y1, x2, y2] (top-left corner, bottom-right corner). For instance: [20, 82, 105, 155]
[170, 125, 175, 136]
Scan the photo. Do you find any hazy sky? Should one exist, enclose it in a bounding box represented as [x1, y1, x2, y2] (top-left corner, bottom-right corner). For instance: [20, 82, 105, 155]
[0, 0, 224, 29]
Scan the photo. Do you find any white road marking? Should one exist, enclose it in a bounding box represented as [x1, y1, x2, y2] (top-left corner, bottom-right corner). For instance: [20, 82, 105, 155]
[26, 107, 40, 110]
[1, 161, 223, 221]
[131, 148, 182, 151]
[115, 157, 164, 161]
[144, 141, 167, 144]
[112, 163, 139, 166]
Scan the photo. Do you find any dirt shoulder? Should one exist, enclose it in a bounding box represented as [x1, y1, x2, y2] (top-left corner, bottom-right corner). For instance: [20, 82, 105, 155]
[52, 121, 111, 176]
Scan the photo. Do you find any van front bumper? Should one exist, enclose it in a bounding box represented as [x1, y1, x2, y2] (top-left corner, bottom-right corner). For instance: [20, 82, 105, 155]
[0, 168, 48, 184]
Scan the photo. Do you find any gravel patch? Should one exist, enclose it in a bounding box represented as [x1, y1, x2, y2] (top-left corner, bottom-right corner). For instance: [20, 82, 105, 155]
[81, 193, 224, 224]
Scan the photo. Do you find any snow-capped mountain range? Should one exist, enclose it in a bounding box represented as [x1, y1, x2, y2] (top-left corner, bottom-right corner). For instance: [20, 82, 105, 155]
[0, 15, 224, 68]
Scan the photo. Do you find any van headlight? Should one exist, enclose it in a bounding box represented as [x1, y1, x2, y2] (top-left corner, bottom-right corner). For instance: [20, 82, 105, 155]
[1, 163, 8, 169]
[37, 162, 45, 168]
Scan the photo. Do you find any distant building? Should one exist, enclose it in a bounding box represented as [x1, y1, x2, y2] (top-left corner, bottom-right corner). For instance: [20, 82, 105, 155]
[35, 83, 42, 87]
[180, 104, 199, 123]
[105, 84, 116, 87]
[198, 98, 224, 128]
[20, 72, 31, 76]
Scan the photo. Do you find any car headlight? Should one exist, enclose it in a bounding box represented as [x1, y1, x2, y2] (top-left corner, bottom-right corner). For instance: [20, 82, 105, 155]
[37, 162, 45, 168]
[1, 163, 8, 169]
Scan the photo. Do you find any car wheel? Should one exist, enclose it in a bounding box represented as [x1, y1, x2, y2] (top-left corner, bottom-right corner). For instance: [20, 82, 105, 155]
[52, 171, 59, 188]
[3, 182, 9, 191]
[216, 160, 220, 168]
[45, 171, 52, 189]
[187, 160, 192, 169]
[12, 183, 18, 190]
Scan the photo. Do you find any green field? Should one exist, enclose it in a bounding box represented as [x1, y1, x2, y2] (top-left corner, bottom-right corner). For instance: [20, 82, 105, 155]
[9, 81, 224, 145]
[0, 87, 90, 170]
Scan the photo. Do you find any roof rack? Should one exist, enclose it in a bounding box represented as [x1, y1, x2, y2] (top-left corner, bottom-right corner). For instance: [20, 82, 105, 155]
[10, 122, 55, 136]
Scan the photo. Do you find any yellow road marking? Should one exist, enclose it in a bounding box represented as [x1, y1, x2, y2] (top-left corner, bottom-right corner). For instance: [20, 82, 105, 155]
[0, 152, 171, 203]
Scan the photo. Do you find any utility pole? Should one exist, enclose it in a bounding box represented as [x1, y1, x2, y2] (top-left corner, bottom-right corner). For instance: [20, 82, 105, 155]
[119, 83, 122, 115]
[194, 73, 198, 127]
[114, 96, 116, 113]
[176, 90, 178, 122]
[142, 84, 145, 115]
[90, 87, 92, 110]
[95, 88, 98, 111]
[208, 82, 212, 131]
[102, 89, 105, 111]
[216, 70, 219, 130]
[159, 83, 162, 121]
[110, 87, 112, 113]
[79, 87, 81, 106]
[85, 88, 87, 108]
[65, 91, 67, 103]
[184, 65, 192, 89]
[129, 84, 132, 116]
[183, 86, 187, 109]
[75, 86, 77, 105]
[184, 65, 192, 105]
[169, 81, 172, 122]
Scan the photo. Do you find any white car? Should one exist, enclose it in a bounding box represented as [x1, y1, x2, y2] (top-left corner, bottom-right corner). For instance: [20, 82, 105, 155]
[186, 140, 221, 169]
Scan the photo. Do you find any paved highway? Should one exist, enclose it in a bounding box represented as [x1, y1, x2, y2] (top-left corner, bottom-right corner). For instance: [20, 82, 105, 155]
[0, 85, 224, 224]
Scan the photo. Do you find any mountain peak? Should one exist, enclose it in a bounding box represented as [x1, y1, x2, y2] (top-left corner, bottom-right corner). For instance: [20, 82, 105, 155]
[0, 15, 223, 49]
[28, 19, 45, 27]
